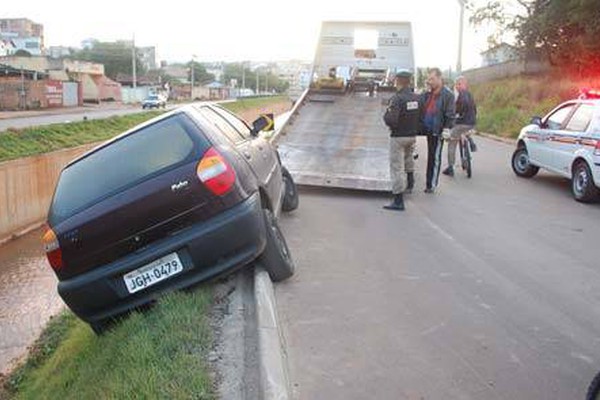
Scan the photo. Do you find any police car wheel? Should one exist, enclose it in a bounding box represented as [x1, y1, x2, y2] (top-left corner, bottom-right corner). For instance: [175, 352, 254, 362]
[512, 147, 539, 178]
[572, 161, 600, 203]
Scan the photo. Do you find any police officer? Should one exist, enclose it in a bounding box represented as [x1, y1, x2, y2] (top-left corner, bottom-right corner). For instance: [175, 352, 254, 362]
[383, 70, 421, 211]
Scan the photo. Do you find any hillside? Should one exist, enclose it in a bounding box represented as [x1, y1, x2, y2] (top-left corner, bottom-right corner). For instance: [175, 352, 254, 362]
[470, 74, 600, 138]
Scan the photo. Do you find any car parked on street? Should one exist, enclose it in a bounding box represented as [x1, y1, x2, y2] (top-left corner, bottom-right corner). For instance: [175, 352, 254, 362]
[43, 104, 298, 333]
[511, 89, 600, 202]
[142, 94, 167, 109]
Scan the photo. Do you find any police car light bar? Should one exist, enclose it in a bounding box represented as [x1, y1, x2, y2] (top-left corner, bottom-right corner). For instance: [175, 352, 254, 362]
[580, 88, 600, 99]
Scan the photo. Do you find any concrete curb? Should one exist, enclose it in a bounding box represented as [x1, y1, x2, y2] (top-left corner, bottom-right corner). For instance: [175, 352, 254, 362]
[254, 267, 291, 400]
[475, 131, 517, 146]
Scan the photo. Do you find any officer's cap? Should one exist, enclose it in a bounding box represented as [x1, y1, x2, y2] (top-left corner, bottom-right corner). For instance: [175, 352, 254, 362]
[395, 69, 413, 79]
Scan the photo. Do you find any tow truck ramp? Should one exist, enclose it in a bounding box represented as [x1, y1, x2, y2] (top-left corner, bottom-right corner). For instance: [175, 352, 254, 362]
[275, 90, 393, 191]
[272, 21, 414, 191]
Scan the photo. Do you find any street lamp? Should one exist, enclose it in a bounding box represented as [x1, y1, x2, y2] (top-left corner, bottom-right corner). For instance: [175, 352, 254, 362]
[190, 54, 196, 100]
[132, 34, 137, 90]
[456, 0, 466, 74]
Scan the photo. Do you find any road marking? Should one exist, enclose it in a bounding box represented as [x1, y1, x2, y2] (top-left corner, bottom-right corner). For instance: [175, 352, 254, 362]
[422, 215, 456, 242]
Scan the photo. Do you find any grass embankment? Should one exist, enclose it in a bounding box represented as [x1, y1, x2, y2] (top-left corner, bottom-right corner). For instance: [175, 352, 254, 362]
[0, 96, 290, 163]
[471, 75, 600, 138]
[2, 290, 214, 400]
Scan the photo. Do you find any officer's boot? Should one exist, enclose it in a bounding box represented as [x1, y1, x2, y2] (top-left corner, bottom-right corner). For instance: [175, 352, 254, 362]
[405, 172, 415, 194]
[383, 194, 405, 211]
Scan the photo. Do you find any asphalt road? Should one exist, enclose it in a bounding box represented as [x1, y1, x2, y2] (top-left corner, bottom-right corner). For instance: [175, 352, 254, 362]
[0, 104, 181, 132]
[276, 136, 600, 400]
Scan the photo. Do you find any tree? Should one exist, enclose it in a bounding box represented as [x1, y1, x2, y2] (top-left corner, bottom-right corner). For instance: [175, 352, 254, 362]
[187, 61, 214, 86]
[469, 0, 600, 74]
[71, 41, 147, 79]
[14, 49, 32, 57]
[223, 63, 290, 94]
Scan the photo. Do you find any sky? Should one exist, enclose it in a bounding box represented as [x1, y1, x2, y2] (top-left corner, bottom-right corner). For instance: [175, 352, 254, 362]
[3, 0, 492, 70]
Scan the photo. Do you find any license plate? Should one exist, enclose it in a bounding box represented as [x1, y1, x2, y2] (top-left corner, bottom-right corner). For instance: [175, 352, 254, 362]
[123, 253, 183, 294]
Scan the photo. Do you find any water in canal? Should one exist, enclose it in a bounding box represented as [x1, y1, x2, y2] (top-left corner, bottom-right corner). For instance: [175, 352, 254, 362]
[0, 227, 63, 374]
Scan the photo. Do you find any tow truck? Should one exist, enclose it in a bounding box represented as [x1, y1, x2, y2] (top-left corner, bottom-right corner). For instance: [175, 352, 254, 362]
[275, 21, 415, 191]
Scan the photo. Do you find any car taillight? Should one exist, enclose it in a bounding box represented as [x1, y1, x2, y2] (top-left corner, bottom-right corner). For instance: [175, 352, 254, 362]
[42, 227, 63, 271]
[196, 147, 236, 196]
[595, 140, 600, 156]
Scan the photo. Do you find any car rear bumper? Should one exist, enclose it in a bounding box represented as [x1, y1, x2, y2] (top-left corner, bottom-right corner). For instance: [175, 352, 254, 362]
[58, 192, 266, 324]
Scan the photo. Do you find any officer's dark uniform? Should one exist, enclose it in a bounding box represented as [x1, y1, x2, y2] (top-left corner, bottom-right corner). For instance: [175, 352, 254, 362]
[384, 73, 421, 211]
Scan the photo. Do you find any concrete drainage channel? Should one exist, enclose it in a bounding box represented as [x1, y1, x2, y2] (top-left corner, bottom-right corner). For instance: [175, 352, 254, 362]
[211, 265, 290, 400]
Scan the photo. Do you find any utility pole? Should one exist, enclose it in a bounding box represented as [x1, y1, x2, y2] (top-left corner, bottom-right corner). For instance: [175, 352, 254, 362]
[132, 34, 137, 90]
[256, 70, 259, 95]
[191, 55, 196, 100]
[265, 69, 269, 93]
[20, 65, 25, 110]
[457, 0, 465, 74]
[242, 61, 246, 93]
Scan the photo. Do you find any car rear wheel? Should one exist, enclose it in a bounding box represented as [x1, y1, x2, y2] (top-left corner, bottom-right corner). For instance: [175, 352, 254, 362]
[512, 146, 539, 178]
[281, 167, 299, 212]
[259, 208, 295, 282]
[572, 161, 600, 203]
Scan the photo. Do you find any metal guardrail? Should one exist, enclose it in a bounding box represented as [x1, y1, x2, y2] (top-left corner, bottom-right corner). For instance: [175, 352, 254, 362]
[269, 88, 310, 144]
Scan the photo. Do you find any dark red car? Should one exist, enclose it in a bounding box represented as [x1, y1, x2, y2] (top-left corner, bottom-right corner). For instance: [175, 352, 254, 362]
[42, 103, 298, 333]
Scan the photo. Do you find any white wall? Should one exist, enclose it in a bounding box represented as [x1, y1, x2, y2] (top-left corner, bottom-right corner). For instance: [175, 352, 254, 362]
[121, 87, 151, 104]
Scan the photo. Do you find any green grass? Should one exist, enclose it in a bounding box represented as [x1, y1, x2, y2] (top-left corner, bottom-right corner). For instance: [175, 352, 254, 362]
[0, 96, 288, 163]
[223, 95, 288, 114]
[0, 112, 164, 163]
[3, 290, 214, 400]
[471, 74, 600, 138]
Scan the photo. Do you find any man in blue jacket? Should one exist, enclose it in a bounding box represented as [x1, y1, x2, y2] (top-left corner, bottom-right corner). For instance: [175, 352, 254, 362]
[443, 76, 477, 177]
[420, 68, 456, 193]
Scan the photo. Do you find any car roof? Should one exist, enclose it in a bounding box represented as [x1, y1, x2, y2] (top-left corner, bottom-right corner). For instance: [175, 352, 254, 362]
[563, 98, 600, 106]
[64, 102, 219, 169]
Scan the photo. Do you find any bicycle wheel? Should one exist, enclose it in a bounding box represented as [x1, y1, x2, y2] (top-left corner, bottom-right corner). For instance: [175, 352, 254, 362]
[463, 140, 472, 178]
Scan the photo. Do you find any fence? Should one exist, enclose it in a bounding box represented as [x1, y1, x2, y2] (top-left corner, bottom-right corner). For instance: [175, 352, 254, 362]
[0, 79, 82, 110]
[463, 60, 551, 85]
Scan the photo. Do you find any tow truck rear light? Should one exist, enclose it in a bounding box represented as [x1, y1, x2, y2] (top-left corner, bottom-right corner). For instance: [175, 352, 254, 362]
[196, 147, 236, 196]
[42, 227, 63, 271]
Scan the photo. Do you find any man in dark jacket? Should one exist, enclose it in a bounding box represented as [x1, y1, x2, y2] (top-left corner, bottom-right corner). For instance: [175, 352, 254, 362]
[443, 76, 477, 177]
[383, 70, 421, 211]
[420, 68, 456, 193]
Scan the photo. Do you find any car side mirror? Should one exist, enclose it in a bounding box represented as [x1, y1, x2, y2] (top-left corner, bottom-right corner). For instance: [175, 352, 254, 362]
[530, 116, 543, 127]
[250, 114, 274, 137]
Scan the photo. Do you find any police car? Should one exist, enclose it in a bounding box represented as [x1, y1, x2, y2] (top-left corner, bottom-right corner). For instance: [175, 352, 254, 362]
[511, 89, 600, 202]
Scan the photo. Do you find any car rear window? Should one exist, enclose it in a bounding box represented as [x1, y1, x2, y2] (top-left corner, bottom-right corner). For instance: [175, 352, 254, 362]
[49, 113, 207, 224]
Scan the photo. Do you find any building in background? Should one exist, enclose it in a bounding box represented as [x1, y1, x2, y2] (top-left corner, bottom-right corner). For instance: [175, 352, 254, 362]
[481, 43, 520, 67]
[137, 46, 156, 71]
[48, 46, 72, 59]
[0, 18, 44, 56]
[205, 62, 224, 82]
[81, 38, 98, 50]
[0, 56, 121, 105]
[161, 64, 189, 84]
[274, 60, 312, 100]
[0, 40, 16, 57]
